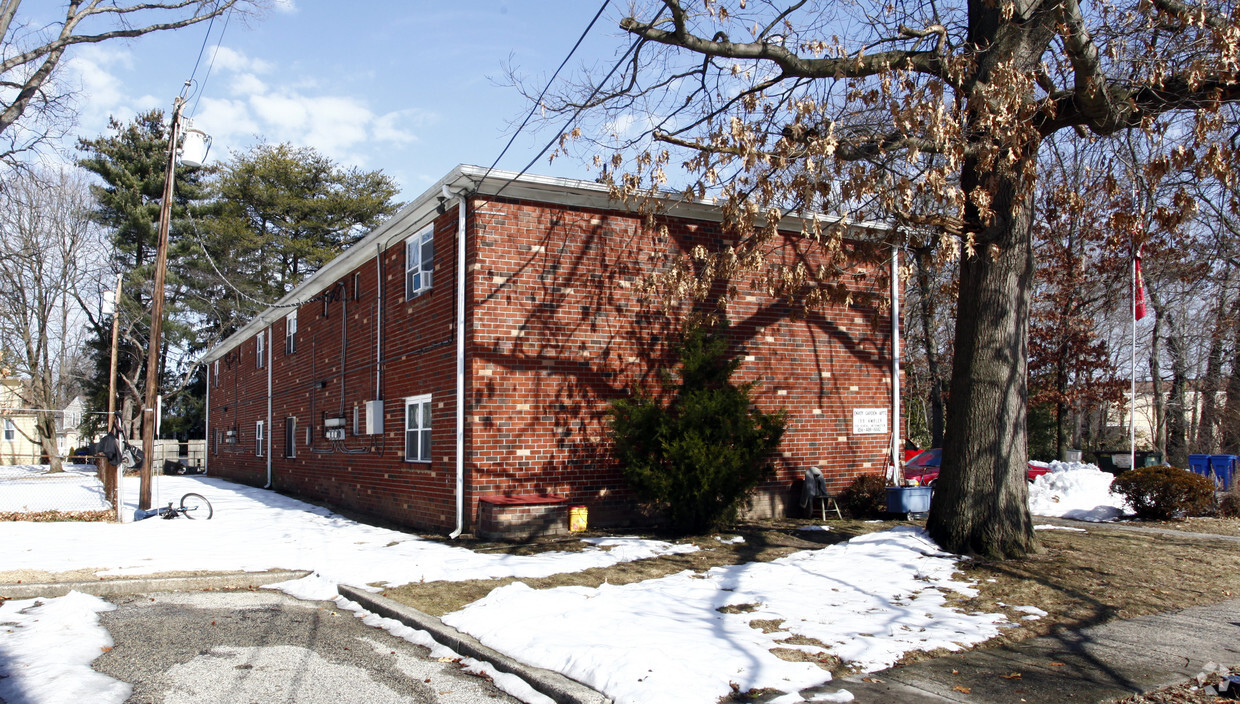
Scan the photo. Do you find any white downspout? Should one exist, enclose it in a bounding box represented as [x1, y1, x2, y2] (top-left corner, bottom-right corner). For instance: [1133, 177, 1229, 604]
[204, 365, 210, 476]
[450, 188, 467, 539]
[265, 326, 273, 488]
[375, 244, 383, 400]
[891, 245, 902, 484]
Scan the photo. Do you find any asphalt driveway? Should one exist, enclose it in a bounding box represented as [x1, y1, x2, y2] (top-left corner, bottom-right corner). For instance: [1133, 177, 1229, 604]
[91, 589, 520, 704]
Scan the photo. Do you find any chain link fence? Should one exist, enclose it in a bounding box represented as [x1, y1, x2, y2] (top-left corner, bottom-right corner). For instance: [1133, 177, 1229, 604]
[0, 463, 118, 520]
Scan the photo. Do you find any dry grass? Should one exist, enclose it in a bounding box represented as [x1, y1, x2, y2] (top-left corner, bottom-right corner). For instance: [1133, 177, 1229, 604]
[0, 509, 112, 522]
[380, 516, 1240, 678]
[380, 518, 901, 616]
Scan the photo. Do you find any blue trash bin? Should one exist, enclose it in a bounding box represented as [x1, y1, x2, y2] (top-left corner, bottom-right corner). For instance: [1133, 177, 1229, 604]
[1189, 454, 1211, 480]
[1208, 455, 1236, 489]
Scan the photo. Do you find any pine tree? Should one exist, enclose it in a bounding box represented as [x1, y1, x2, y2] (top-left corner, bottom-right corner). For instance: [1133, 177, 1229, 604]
[77, 109, 213, 437]
[609, 321, 787, 534]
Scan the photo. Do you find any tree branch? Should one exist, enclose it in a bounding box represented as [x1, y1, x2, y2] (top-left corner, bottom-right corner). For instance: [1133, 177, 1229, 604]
[620, 2, 949, 81]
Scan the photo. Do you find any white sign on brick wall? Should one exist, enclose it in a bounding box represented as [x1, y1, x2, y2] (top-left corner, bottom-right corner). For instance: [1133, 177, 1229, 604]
[852, 408, 888, 435]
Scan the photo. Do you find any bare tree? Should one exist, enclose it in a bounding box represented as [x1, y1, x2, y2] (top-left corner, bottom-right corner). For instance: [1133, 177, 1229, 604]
[542, 0, 1240, 556]
[0, 0, 261, 167]
[0, 167, 99, 471]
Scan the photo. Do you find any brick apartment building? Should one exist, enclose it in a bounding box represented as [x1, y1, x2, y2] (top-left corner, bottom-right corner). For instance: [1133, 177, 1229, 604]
[202, 165, 900, 536]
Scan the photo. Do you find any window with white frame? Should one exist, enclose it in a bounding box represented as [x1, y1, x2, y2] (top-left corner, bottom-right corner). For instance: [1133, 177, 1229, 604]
[405, 226, 434, 299]
[285, 310, 297, 354]
[3, 420, 14, 442]
[256, 420, 264, 457]
[256, 330, 265, 368]
[404, 394, 431, 462]
[213, 359, 220, 386]
[284, 417, 296, 458]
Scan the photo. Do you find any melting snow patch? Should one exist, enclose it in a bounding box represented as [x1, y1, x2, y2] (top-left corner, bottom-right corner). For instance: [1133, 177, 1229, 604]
[1034, 524, 1087, 532]
[0, 591, 130, 704]
[1014, 605, 1048, 620]
[443, 527, 1007, 704]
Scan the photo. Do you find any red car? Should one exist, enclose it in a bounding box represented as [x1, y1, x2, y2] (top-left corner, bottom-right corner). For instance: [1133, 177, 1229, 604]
[902, 449, 1050, 486]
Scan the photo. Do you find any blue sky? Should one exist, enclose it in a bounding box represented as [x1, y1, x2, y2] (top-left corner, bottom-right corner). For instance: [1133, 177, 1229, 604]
[54, 1, 627, 199]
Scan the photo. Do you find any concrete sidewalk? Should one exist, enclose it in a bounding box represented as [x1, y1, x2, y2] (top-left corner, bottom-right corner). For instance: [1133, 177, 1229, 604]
[799, 597, 1240, 703]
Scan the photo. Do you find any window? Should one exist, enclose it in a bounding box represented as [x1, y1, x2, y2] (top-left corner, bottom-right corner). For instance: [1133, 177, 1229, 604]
[353, 272, 362, 300]
[405, 225, 434, 299]
[284, 417, 296, 458]
[256, 420, 264, 457]
[404, 394, 431, 462]
[213, 360, 220, 387]
[285, 310, 297, 354]
[213, 428, 220, 455]
[3, 420, 14, 442]
[256, 330, 265, 369]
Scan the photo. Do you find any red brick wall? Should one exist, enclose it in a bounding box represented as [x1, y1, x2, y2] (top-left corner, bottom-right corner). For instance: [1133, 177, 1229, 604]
[208, 210, 465, 529]
[466, 198, 896, 526]
[208, 194, 899, 533]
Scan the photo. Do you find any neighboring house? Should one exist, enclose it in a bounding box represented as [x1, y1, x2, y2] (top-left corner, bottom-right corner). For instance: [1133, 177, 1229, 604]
[0, 379, 38, 464]
[1102, 380, 1229, 457]
[0, 383, 86, 465]
[57, 396, 86, 456]
[202, 166, 900, 534]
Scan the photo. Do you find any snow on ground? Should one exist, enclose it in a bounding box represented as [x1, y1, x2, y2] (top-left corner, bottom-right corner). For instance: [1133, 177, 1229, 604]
[0, 466, 1129, 704]
[0, 474, 696, 599]
[442, 527, 1007, 704]
[1028, 461, 1130, 521]
[0, 591, 130, 704]
[0, 464, 110, 512]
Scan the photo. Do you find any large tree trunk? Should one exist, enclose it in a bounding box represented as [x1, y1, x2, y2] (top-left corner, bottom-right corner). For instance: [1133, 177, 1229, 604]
[36, 410, 62, 473]
[927, 174, 1036, 558]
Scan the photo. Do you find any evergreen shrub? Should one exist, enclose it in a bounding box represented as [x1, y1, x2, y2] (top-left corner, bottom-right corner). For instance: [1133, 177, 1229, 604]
[609, 321, 787, 534]
[1111, 465, 1214, 520]
[838, 473, 888, 518]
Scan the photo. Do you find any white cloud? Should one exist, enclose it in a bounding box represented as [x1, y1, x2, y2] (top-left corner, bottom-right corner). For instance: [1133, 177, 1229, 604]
[372, 110, 424, 145]
[191, 96, 262, 159]
[179, 45, 438, 171]
[230, 73, 268, 96]
[272, 0, 297, 13]
[63, 44, 134, 114]
[209, 46, 273, 75]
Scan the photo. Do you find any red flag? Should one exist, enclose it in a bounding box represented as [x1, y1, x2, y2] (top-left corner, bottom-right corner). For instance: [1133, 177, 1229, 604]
[1134, 253, 1147, 321]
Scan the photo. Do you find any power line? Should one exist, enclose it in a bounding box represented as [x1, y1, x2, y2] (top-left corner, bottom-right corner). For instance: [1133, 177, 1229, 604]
[480, 0, 611, 185]
[190, 4, 235, 118]
[491, 9, 658, 200]
[184, 210, 320, 311]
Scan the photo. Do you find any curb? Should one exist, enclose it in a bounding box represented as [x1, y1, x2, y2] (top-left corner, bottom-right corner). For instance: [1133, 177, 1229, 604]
[338, 584, 611, 704]
[0, 570, 312, 599]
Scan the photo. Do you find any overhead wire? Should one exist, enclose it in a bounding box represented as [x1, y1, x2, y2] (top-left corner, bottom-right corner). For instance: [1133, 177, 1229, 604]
[189, 4, 235, 118]
[489, 5, 665, 201]
[479, 0, 611, 186]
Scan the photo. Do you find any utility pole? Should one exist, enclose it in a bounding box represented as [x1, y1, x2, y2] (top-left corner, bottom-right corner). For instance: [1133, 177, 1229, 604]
[106, 273, 122, 519]
[140, 96, 186, 510]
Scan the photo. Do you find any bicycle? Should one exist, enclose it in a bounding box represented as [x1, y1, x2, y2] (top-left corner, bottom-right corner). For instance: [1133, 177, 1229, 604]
[134, 492, 214, 521]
